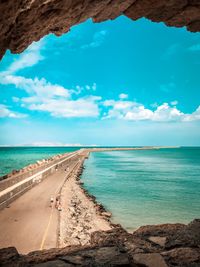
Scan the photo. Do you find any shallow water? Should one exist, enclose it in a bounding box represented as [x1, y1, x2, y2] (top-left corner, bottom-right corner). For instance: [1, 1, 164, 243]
[81, 147, 200, 231]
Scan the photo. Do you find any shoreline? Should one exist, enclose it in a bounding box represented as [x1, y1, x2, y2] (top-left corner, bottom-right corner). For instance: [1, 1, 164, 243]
[58, 154, 118, 248]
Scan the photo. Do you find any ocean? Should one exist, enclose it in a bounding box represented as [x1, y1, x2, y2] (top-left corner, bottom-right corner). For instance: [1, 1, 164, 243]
[81, 147, 200, 231]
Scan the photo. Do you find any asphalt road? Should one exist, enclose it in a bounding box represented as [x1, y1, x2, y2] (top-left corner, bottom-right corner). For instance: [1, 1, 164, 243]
[0, 158, 78, 254]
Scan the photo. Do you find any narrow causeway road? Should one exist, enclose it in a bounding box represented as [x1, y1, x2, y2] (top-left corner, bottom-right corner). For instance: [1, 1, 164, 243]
[0, 152, 81, 254]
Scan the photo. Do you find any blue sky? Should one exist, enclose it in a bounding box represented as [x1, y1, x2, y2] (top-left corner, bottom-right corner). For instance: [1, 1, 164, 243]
[0, 16, 200, 146]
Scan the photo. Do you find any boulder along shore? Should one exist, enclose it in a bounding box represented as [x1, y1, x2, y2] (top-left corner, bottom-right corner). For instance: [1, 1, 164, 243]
[58, 159, 114, 248]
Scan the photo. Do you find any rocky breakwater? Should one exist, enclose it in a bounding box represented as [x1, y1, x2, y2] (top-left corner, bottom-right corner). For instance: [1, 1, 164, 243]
[0, 219, 199, 266]
[59, 163, 112, 248]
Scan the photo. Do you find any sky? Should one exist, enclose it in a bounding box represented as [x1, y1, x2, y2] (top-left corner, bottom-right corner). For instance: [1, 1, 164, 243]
[0, 16, 200, 146]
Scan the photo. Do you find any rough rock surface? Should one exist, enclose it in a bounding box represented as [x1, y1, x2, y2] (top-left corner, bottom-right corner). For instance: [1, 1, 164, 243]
[58, 165, 112, 247]
[0, 219, 199, 267]
[1, 0, 200, 59]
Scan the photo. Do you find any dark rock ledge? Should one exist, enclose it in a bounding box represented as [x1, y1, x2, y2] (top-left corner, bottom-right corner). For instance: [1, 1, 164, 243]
[0, 219, 199, 267]
[1, 0, 200, 60]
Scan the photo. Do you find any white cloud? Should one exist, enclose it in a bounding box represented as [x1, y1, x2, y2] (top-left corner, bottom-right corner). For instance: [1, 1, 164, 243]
[0, 104, 27, 118]
[0, 37, 101, 120]
[85, 83, 96, 91]
[0, 73, 101, 118]
[7, 41, 44, 73]
[1, 36, 199, 123]
[0, 41, 45, 119]
[0, 70, 101, 118]
[150, 102, 158, 108]
[125, 106, 153, 121]
[81, 30, 107, 49]
[20, 142, 84, 147]
[152, 103, 184, 122]
[28, 97, 100, 118]
[183, 106, 200, 122]
[102, 98, 200, 122]
[119, 93, 128, 99]
[92, 83, 97, 91]
[1, 75, 70, 99]
[171, 100, 178, 106]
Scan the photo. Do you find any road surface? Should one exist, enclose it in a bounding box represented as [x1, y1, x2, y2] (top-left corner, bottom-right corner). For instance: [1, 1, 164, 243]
[0, 156, 79, 254]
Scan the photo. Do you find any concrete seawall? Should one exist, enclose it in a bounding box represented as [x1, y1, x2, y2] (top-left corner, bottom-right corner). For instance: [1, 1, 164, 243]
[0, 151, 80, 210]
[0, 152, 77, 191]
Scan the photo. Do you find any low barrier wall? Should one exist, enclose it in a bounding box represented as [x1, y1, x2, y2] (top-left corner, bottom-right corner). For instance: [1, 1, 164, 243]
[0, 152, 79, 210]
[0, 153, 76, 192]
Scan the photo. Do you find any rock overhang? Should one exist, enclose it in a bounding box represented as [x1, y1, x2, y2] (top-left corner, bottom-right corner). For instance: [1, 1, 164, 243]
[0, 0, 200, 60]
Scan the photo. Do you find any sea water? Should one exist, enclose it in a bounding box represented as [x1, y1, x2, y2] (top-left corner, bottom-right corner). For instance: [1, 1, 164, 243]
[81, 147, 200, 231]
[0, 146, 80, 176]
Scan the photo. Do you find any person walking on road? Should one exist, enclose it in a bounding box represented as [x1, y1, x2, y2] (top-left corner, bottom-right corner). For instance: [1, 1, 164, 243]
[55, 195, 60, 209]
[50, 196, 54, 208]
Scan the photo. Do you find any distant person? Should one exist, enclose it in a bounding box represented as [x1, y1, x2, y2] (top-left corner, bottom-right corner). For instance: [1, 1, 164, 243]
[58, 203, 62, 211]
[50, 196, 54, 208]
[55, 195, 60, 209]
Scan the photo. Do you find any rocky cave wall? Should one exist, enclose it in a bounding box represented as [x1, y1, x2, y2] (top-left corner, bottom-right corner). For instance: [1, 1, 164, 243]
[0, 0, 200, 60]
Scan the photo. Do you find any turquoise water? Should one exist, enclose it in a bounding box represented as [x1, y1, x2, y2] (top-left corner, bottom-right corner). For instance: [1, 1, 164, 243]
[0, 146, 137, 177]
[81, 148, 200, 231]
[0, 147, 80, 176]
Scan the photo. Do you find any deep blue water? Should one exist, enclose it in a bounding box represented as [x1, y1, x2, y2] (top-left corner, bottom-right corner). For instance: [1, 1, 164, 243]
[81, 147, 200, 230]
